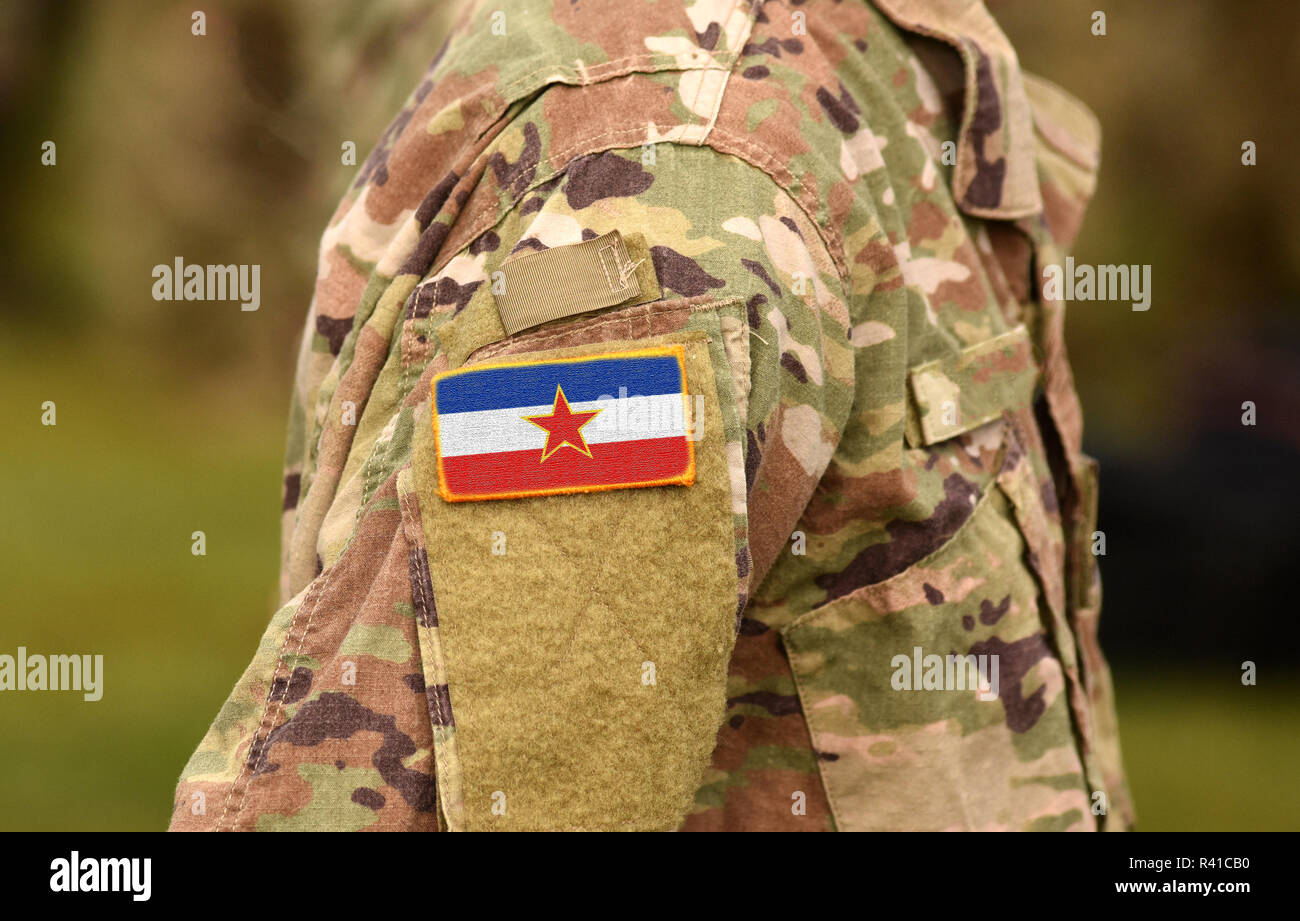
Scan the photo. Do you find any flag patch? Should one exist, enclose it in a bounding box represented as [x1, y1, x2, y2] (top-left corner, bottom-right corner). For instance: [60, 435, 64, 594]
[431, 345, 696, 502]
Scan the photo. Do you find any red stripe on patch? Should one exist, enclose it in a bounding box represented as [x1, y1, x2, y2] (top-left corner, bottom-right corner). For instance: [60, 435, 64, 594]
[441, 436, 692, 501]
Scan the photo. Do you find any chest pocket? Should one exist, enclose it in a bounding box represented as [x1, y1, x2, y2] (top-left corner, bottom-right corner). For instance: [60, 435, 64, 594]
[782, 326, 1104, 831]
[410, 295, 750, 831]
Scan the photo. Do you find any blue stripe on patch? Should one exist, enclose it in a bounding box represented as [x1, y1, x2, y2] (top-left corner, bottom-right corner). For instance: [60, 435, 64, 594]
[436, 354, 683, 414]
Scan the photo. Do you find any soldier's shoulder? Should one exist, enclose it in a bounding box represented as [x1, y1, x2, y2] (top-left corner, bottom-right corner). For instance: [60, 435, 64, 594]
[431, 0, 755, 112]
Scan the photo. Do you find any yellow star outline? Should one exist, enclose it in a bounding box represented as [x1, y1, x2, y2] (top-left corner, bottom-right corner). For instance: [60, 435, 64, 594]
[522, 385, 602, 462]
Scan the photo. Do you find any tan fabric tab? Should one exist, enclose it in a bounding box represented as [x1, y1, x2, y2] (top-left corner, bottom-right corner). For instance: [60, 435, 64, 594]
[494, 230, 642, 335]
[619, 232, 662, 304]
[904, 326, 1039, 447]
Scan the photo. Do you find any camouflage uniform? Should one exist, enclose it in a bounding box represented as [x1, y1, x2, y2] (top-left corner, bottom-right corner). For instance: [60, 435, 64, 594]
[170, 0, 1133, 831]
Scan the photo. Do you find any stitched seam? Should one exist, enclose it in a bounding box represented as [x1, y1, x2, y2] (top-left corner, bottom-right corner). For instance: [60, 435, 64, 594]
[781, 634, 846, 830]
[214, 616, 304, 829]
[219, 551, 340, 830]
[597, 242, 619, 291]
[216, 591, 301, 829]
[470, 297, 737, 361]
[496, 53, 740, 100]
[686, 70, 710, 142]
[682, 9, 731, 145]
[705, 127, 850, 287]
[397, 474, 463, 831]
[699, 0, 753, 145]
[789, 479, 1000, 634]
[356, 422, 389, 527]
[478, 303, 692, 353]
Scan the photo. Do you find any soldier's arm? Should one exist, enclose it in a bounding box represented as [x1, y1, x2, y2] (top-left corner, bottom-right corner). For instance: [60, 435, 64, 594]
[169, 132, 856, 831]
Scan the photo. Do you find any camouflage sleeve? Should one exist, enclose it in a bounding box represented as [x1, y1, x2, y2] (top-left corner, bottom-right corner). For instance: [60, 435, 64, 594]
[167, 129, 854, 830]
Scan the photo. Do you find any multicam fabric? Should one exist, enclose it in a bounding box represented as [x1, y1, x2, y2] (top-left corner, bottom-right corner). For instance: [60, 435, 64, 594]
[170, 0, 1132, 832]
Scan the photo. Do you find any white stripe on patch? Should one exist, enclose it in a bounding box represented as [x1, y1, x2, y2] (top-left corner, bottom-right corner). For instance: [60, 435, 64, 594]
[437, 392, 688, 457]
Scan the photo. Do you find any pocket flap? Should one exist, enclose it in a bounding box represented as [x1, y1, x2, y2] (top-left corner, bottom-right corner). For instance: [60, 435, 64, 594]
[905, 326, 1039, 447]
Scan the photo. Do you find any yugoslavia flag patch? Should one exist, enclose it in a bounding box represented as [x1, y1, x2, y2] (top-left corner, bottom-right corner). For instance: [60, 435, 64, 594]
[431, 345, 696, 502]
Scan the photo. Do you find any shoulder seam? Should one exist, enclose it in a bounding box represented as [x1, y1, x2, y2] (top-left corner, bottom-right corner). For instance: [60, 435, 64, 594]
[705, 129, 851, 295]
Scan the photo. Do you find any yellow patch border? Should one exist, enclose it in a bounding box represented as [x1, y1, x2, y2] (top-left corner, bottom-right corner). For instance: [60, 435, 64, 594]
[431, 344, 697, 503]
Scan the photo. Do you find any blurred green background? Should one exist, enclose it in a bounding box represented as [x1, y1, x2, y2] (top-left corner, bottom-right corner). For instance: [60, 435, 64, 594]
[1, 1, 1297, 830]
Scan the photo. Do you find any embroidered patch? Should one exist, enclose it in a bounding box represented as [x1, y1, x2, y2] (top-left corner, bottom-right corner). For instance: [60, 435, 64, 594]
[431, 345, 696, 502]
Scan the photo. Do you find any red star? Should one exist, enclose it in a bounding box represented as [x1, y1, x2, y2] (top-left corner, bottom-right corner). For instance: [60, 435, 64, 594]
[523, 385, 601, 462]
